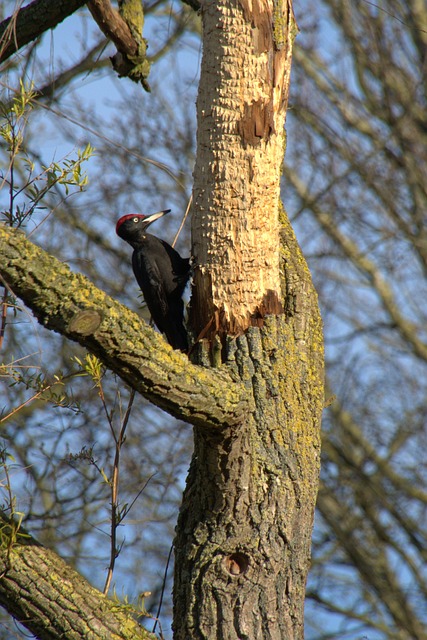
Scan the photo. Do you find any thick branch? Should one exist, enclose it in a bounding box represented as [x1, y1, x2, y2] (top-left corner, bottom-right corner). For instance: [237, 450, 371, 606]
[0, 0, 150, 87]
[87, 0, 151, 86]
[87, 0, 138, 57]
[0, 226, 249, 429]
[0, 0, 87, 64]
[0, 512, 153, 640]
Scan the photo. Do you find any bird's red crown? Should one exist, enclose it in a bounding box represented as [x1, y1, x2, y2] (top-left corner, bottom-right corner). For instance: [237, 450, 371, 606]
[115, 214, 145, 234]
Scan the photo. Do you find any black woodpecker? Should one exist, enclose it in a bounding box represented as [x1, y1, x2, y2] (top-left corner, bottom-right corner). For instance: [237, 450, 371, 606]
[116, 210, 190, 351]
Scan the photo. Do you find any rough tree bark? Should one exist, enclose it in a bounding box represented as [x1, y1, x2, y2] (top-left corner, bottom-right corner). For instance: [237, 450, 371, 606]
[174, 0, 324, 638]
[0, 512, 153, 640]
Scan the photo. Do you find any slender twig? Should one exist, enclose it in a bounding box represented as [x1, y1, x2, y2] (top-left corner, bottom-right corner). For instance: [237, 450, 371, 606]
[0, 287, 8, 351]
[152, 543, 174, 634]
[0, 370, 79, 424]
[124, 471, 156, 520]
[172, 194, 192, 248]
[0, 0, 87, 64]
[31, 97, 186, 188]
[0, 450, 25, 577]
[8, 138, 14, 221]
[103, 388, 135, 595]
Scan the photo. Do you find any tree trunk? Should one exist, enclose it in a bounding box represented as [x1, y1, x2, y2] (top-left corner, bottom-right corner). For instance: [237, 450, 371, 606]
[174, 0, 324, 638]
[174, 313, 323, 639]
[190, 0, 296, 339]
[0, 0, 324, 636]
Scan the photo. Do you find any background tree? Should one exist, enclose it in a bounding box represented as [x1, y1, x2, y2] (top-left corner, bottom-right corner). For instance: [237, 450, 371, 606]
[286, 2, 427, 638]
[1, 0, 427, 639]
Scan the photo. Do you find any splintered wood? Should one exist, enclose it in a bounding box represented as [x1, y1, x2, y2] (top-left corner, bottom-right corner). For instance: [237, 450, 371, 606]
[190, 0, 294, 341]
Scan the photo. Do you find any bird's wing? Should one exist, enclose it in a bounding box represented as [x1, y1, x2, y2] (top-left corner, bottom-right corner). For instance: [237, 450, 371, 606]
[132, 251, 169, 323]
[160, 241, 191, 293]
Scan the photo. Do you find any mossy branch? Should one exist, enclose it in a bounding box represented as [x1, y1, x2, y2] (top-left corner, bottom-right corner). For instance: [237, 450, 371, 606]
[0, 512, 154, 640]
[0, 226, 250, 430]
[87, 0, 151, 89]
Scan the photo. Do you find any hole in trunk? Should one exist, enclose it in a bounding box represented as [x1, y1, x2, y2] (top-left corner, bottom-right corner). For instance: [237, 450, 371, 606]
[224, 552, 250, 576]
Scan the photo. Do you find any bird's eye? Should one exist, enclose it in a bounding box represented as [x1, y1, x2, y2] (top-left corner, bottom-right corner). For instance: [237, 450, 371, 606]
[133, 217, 139, 223]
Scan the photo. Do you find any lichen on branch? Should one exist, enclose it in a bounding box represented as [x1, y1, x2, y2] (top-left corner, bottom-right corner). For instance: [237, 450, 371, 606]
[0, 225, 250, 430]
[0, 511, 154, 640]
[87, 0, 151, 89]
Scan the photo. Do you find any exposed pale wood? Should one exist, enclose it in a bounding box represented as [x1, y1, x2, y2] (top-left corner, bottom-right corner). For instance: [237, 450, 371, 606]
[190, 0, 295, 341]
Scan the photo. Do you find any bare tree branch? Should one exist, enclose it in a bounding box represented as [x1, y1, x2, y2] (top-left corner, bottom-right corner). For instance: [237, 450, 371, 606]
[0, 0, 87, 65]
[87, 0, 151, 87]
[0, 226, 250, 430]
[285, 167, 427, 363]
[36, 39, 110, 101]
[87, 0, 138, 58]
[0, 0, 151, 87]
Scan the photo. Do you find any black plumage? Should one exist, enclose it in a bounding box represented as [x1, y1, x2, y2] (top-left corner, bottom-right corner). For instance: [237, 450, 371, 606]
[116, 210, 190, 351]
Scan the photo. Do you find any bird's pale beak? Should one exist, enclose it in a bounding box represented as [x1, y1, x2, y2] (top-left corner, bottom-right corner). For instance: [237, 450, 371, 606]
[144, 209, 171, 226]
